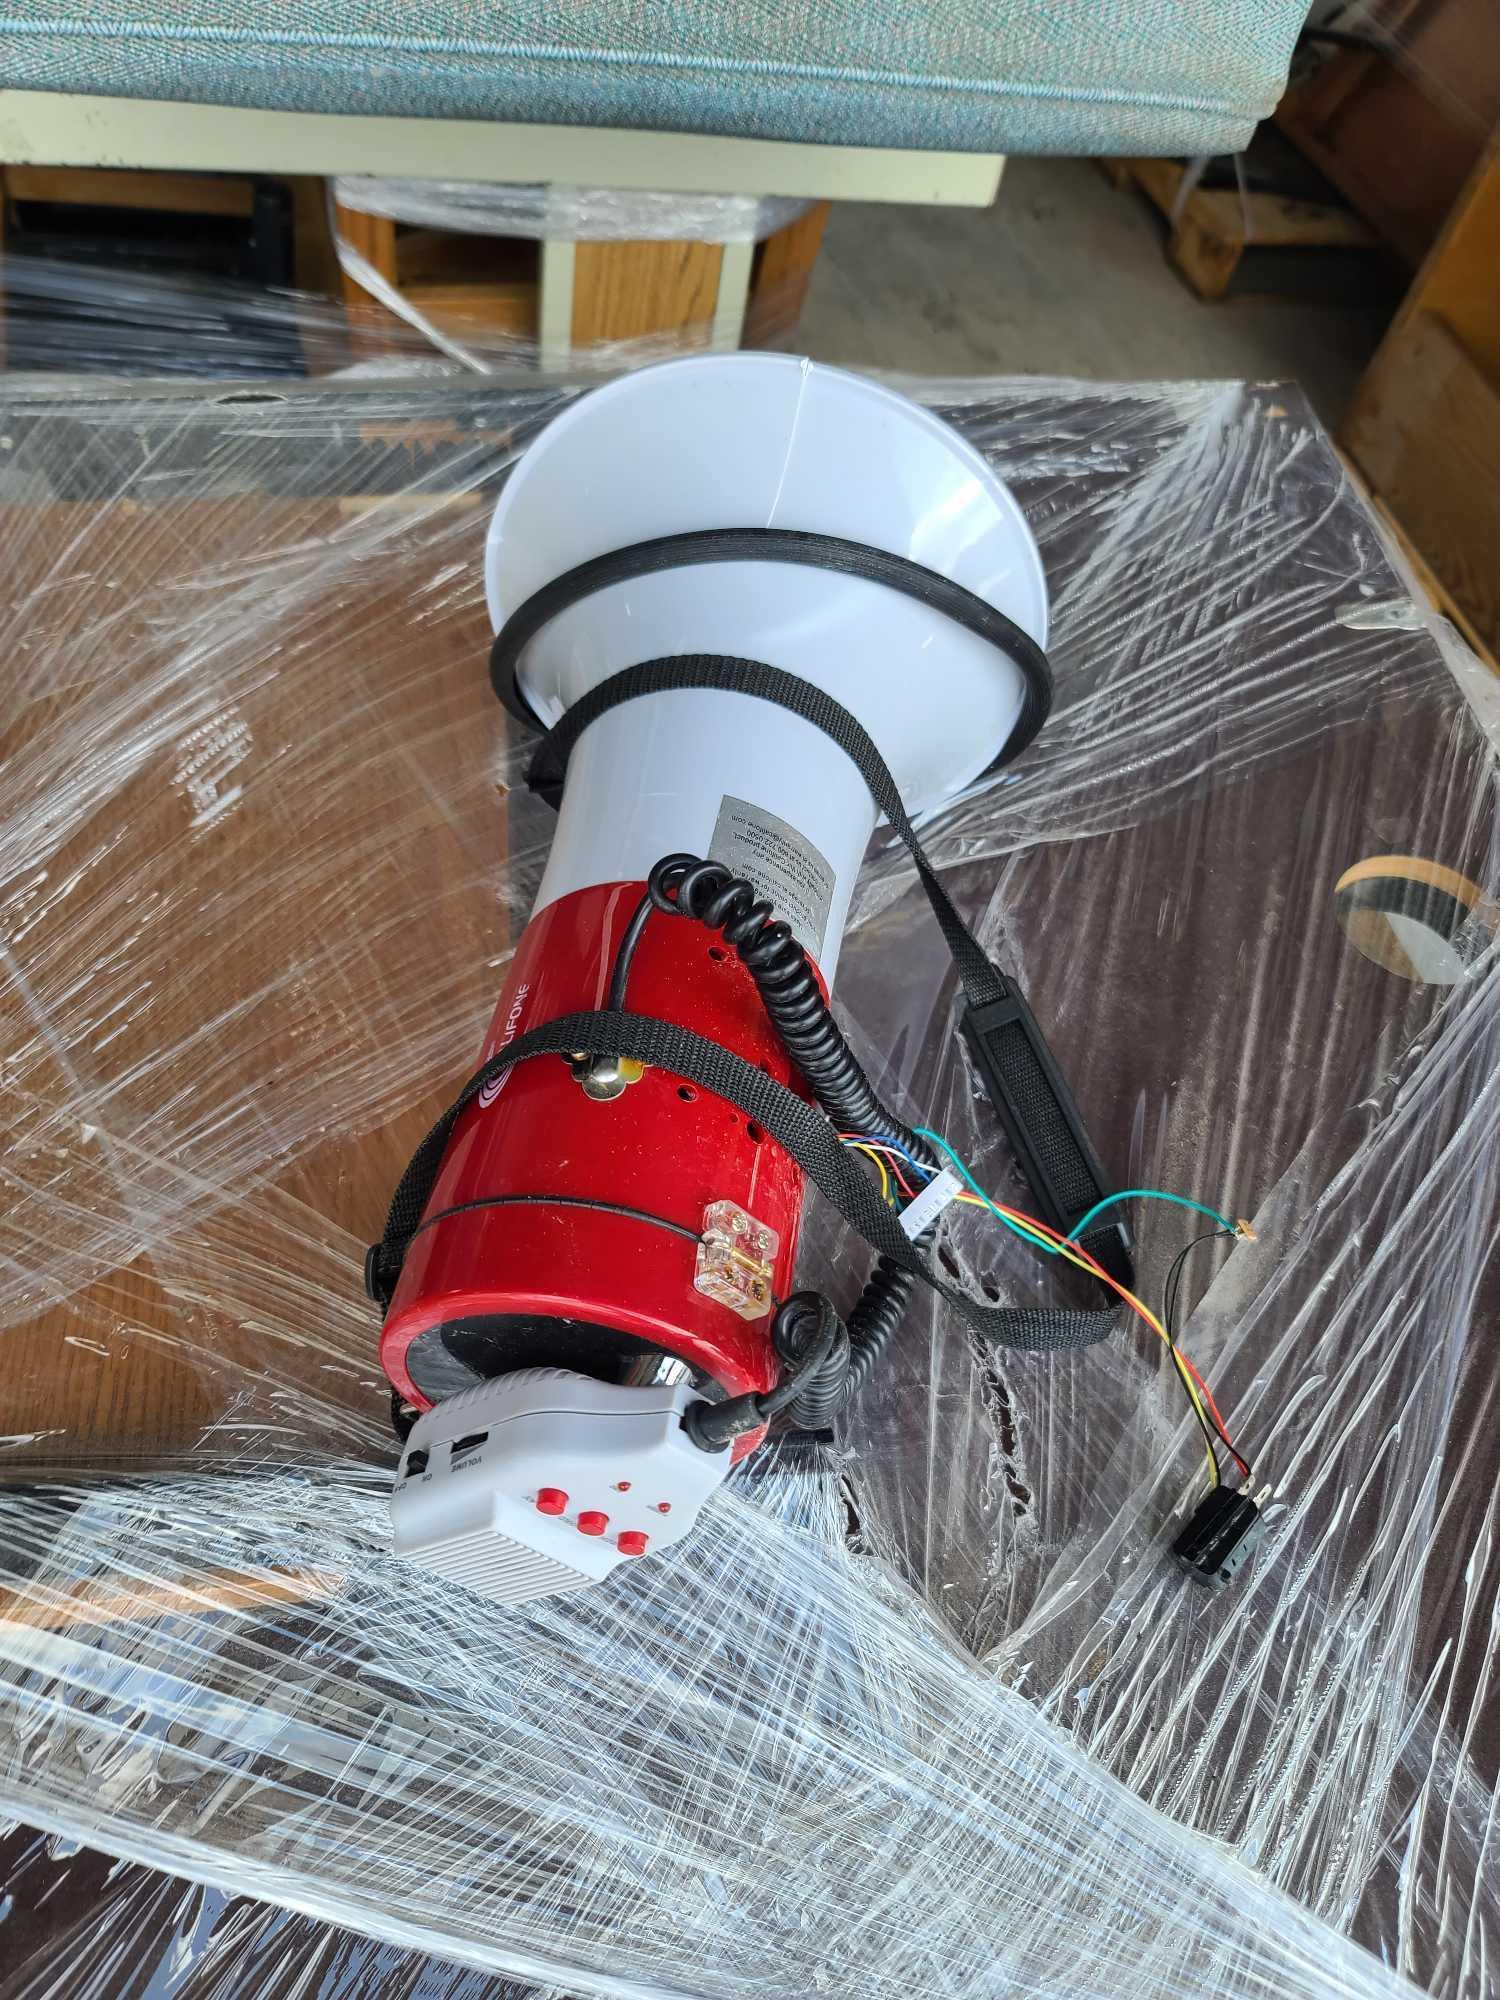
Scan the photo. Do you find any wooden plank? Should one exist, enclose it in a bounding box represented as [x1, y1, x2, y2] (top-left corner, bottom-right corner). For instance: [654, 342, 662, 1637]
[745, 199, 830, 346]
[571, 237, 722, 346]
[1394, 128, 1500, 379]
[288, 175, 349, 371]
[1278, 0, 1500, 266]
[331, 205, 541, 352]
[403, 280, 538, 339]
[1371, 490, 1499, 675]
[1207, 187, 1375, 250]
[1283, 45, 1387, 129]
[1344, 308, 1500, 654]
[1121, 155, 1187, 217]
[289, 173, 342, 295]
[1341, 436, 1499, 672]
[334, 200, 398, 286]
[1170, 205, 1242, 301]
[3, 163, 256, 216]
[1279, 99, 1442, 267]
[1110, 155, 1378, 300]
[394, 227, 533, 286]
[332, 199, 409, 358]
[1122, 156, 1377, 249]
[1344, 129, 1500, 652]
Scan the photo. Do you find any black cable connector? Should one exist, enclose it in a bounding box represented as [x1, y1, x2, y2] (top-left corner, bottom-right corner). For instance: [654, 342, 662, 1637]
[681, 1294, 843, 1452]
[680, 1392, 769, 1453]
[1171, 1486, 1267, 1589]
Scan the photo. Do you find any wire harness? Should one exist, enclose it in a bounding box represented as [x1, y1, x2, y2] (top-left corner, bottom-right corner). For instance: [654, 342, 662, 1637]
[624, 853, 1259, 1499]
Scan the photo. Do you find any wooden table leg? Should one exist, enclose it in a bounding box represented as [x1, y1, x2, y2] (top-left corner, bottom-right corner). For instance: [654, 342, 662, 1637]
[570, 237, 723, 349]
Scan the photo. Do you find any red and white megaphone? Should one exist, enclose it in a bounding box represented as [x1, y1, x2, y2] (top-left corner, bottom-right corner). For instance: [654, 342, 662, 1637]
[375, 354, 1065, 1604]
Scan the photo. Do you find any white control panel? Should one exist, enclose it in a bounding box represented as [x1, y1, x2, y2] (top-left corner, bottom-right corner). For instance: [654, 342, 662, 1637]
[390, 1368, 733, 1606]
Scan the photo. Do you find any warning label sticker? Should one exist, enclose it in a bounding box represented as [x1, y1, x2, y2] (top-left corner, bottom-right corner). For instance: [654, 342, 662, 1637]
[709, 795, 836, 963]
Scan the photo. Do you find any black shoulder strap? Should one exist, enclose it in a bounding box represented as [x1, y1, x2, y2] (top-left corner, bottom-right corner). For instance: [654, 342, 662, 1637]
[489, 526, 1052, 774]
[523, 652, 1132, 1289]
[371, 1009, 1116, 1354]
[367, 528, 1133, 1329]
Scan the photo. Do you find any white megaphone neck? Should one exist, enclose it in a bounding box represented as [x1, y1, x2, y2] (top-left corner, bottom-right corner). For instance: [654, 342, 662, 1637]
[485, 354, 1048, 980]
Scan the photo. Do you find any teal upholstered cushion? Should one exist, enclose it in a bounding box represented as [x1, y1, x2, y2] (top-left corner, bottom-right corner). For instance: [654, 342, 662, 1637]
[0, 3, 1308, 155]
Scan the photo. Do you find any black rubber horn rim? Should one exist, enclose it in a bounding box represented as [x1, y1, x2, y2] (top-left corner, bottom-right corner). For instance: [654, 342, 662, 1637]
[486, 526, 1053, 782]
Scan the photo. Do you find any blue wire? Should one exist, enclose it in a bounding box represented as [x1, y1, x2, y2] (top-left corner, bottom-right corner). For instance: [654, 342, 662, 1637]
[844, 1133, 936, 1181]
[1065, 1188, 1236, 1242]
[842, 1129, 1060, 1253]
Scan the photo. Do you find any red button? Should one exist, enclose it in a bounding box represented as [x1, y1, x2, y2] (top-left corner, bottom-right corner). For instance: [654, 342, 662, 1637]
[535, 1488, 568, 1515]
[618, 1531, 649, 1557]
[576, 1510, 609, 1536]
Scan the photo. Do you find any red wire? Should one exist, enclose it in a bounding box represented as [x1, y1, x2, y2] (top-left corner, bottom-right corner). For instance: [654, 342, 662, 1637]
[840, 1137, 1252, 1476]
[1177, 1355, 1252, 1477]
[839, 1135, 921, 1199]
[979, 1191, 1254, 1478]
[1060, 1227, 1251, 1476]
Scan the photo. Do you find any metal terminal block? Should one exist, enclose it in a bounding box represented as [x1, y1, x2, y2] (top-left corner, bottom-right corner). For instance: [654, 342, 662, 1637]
[694, 1199, 778, 1320]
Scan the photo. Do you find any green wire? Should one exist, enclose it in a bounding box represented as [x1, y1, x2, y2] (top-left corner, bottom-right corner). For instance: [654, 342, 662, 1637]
[1066, 1188, 1237, 1242]
[908, 1129, 1238, 1256]
[910, 1127, 1063, 1256]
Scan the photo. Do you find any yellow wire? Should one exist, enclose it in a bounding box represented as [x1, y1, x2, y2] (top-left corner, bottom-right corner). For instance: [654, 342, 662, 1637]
[951, 1190, 1220, 1484]
[845, 1141, 1220, 1484]
[849, 1141, 893, 1208]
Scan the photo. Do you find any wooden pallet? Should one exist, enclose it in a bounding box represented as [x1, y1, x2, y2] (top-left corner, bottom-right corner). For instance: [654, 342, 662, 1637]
[1103, 156, 1381, 300]
[1343, 129, 1500, 668]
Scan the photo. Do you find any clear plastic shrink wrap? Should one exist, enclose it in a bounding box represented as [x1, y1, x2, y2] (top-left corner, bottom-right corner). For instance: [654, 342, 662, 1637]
[327, 183, 817, 367]
[0, 249, 805, 382]
[332, 180, 812, 243]
[0, 362, 1497, 2000]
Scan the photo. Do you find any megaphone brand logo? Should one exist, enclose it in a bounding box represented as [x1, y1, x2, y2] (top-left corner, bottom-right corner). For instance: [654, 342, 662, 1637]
[480, 983, 530, 1106]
